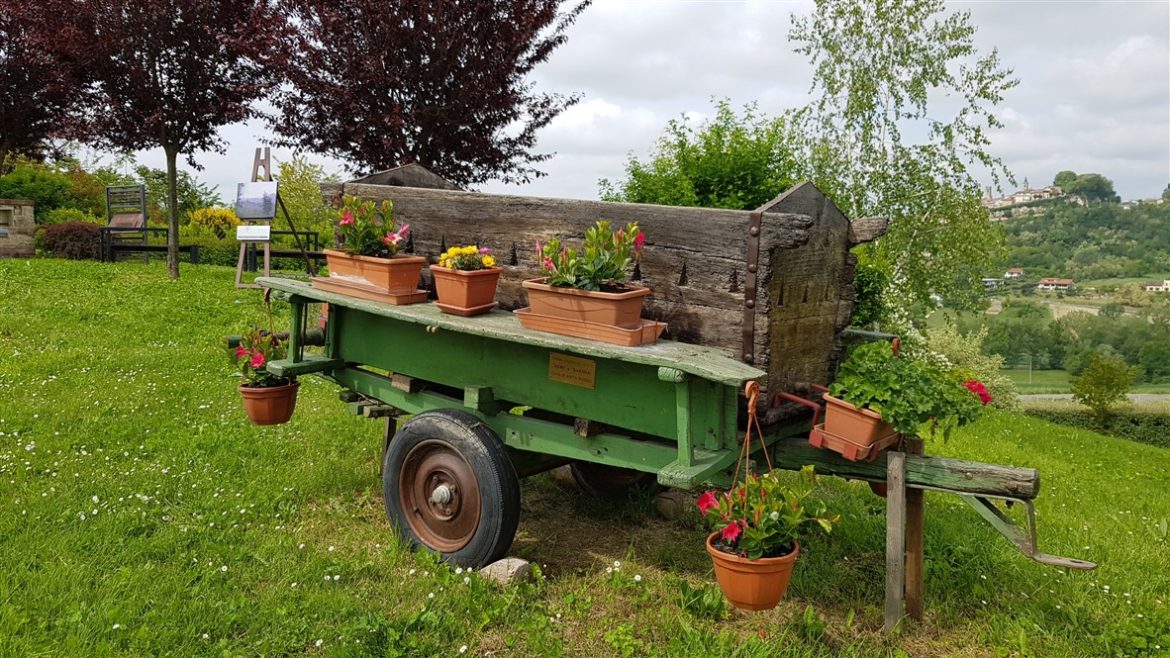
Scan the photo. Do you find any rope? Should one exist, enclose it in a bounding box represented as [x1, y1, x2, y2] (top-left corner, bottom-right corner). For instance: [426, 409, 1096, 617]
[728, 381, 774, 487]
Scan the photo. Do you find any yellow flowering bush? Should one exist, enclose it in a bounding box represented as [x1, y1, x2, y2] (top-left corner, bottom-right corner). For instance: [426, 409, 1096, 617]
[438, 245, 497, 271]
[190, 207, 241, 239]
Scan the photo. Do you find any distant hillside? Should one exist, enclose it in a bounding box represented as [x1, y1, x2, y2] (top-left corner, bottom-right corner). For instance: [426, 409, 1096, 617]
[999, 200, 1170, 281]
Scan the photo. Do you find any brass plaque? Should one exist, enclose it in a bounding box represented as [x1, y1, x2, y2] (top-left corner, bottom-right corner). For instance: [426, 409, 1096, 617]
[548, 353, 596, 389]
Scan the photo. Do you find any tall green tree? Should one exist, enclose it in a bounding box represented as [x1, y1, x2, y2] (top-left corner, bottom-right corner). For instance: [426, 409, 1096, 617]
[599, 100, 799, 211]
[789, 0, 1017, 313]
[1070, 352, 1136, 426]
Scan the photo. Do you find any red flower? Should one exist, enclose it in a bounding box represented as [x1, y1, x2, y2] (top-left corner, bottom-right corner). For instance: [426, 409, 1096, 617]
[634, 232, 646, 256]
[235, 345, 247, 359]
[720, 521, 742, 543]
[964, 380, 993, 405]
[696, 491, 718, 515]
[338, 210, 354, 226]
[250, 351, 266, 368]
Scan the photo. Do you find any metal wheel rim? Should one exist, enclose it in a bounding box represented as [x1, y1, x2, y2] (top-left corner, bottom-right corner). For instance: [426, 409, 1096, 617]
[399, 438, 481, 552]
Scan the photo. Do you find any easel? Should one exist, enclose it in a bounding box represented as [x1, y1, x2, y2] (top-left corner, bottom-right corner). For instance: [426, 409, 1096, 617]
[234, 147, 318, 289]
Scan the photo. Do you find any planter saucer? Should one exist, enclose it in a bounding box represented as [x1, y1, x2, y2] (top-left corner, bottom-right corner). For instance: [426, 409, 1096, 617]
[809, 423, 901, 462]
[310, 276, 428, 305]
[514, 307, 666, 346]
[434, 300, 499, 317]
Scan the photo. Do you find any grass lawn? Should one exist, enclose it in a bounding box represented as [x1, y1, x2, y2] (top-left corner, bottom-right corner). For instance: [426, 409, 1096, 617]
[2, 259, 1169, 657]
[1003, 368, 1170, 395]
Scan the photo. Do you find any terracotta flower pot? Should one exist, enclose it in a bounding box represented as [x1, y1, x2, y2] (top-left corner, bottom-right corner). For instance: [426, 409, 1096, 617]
[822, 394, 897, 445]
[239, 381, 299, 425]
[521, 277, 650, 328]
[430, 265, 502, 316]
[705, 533, 799, 611]
[322, 249, 425, 293]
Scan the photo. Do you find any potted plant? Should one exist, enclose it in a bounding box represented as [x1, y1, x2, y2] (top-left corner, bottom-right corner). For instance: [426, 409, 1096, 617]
[313, 195, 426, 304]
[519, 220, 664, 345]
[820, 341, 991, 460]
[430, 245, 501, 316]
[697, 466, 838, 611]
[231, 326, 299, 425]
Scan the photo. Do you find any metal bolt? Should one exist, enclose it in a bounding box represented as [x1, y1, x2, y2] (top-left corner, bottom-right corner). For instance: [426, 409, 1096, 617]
[743, 353, 753, 362]
[745, 300, 755, 308]
[749, 227, 760, 236]
[430, 484, 453, 505]
[748, 264, 757, 273]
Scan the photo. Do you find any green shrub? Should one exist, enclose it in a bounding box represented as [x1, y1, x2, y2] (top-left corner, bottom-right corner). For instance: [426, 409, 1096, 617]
[41, 207, 104, 226]
[38, 221, 102, 260]
[1070, 352, 1138, 426]
[926, 324, 1019, 410]
[1023, 405, 1170, 449]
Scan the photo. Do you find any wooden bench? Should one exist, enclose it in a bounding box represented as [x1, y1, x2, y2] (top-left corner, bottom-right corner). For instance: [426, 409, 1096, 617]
[105, 241, 201, 264]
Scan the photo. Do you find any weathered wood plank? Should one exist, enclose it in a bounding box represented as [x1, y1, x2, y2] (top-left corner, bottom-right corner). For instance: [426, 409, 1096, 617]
[884, 451, 907, 631]
[772, 437, 1041, 499]
[904, 437, 926, 621]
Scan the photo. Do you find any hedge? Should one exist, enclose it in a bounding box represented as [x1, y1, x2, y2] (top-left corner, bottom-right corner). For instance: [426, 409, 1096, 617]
[1024, 407, 1170, 449]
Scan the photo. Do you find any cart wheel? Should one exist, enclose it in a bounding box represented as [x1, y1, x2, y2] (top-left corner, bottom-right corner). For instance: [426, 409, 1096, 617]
[570, 462, 663, 501]
[382, 409, 520, 568]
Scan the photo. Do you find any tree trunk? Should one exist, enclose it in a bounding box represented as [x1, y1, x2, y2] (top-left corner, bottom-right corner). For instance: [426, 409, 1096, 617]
[164, 145, 180, 279]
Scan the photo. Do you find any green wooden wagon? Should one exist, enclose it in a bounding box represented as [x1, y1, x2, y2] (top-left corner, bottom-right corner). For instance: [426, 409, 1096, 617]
[258, 275, 1094, 629]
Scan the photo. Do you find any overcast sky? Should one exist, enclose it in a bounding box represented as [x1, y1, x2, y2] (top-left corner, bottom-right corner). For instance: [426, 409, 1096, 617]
[121, 0, 1170, 205]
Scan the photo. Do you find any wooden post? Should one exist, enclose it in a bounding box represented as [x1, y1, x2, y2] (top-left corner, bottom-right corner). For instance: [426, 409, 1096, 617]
[884, 450, 906, 631]
[904, 437, 925, 621]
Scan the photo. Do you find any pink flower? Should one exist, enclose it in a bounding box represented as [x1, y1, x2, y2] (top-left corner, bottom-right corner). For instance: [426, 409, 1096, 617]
[720, 521, 742, 543]
[696, 491, 718, 515]
[235, 345, 247, 359]
[542, 257, 555, 271]
[479, 247, 491, 254]
[964, 380, 992, 405]
[338, 210, 354, 226]
[382, 232, 401, 247]
[395, 224, 410, 240]
[249, 351, 265, 368]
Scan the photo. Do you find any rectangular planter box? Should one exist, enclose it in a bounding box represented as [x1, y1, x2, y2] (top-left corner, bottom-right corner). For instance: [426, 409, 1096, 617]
[521, 278, 650, 329]
[322, 249, 425, 293]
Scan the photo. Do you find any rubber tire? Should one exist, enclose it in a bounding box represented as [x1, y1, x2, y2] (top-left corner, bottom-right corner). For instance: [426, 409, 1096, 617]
[382, 409, 520, 568]
[569, 462, 664, 501]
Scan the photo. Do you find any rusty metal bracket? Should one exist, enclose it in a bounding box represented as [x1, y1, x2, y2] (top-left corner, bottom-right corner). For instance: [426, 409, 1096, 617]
[741, 211, 763, 363]
[957, 493, 1096, 570]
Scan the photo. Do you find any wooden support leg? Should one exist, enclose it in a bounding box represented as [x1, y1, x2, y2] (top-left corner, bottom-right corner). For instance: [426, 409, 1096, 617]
[904, 437, 925, 621]
[884, 450, 907, 631]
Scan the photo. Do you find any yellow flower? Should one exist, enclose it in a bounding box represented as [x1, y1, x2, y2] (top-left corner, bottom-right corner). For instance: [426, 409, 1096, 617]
[462, 246, 477, 256]
[483, 256, 496, 267]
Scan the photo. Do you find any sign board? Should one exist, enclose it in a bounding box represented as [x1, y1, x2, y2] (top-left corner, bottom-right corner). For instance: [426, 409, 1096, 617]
[236, 225, 272, 242]
[548, 353, 596, 389]
[235, 181, 278, 220]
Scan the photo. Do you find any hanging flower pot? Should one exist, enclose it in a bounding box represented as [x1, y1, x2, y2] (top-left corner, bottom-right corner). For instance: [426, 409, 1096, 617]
[706, 533, 799, 611]
[695, 461, 838, 612]
[239, 380, 300, 425]
[230, 326, 299, 426]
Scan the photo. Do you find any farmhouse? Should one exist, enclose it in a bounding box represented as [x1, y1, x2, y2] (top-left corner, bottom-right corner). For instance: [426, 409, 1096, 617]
[1004, 267, 1024, 278]
[1143, 280, 1170, 292]
[1037, 277, 1074, 291]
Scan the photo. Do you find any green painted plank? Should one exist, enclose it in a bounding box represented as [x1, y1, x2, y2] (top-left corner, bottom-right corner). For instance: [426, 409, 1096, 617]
[266, 355, 345, 377]
[259, 277, 764, 386]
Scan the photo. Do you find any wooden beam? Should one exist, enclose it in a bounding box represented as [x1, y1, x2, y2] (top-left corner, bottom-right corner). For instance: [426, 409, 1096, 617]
[904, 437, 925, 621]
[772, 437, 1040, 499]
[884, 451, 907, 631]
